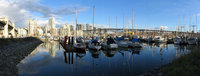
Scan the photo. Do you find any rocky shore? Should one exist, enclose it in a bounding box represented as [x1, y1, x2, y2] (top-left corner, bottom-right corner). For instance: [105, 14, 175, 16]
[0, 37, 43, 76]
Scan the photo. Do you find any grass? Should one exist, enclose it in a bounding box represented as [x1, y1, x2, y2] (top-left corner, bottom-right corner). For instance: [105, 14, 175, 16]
[161, 49, 200, 76]
[0, 37, 40, 46]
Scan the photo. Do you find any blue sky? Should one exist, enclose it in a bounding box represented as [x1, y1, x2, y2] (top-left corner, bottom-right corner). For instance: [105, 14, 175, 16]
[1, 0, 200, 31]
[39, 0, 200, 31]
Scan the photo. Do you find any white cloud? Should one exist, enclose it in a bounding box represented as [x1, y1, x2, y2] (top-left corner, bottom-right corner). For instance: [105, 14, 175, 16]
[197, 13, 200, 16]
[0, 0, 89, 28]
[154, 25, 168, 30]
[159, 25, 168, 30]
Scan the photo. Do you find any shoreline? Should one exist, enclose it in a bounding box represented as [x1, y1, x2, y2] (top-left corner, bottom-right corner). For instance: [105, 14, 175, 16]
[141, 46, 200, 76]
[0, 37, 43, 76]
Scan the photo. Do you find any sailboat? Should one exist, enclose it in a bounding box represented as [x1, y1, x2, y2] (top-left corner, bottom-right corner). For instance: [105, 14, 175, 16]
[88, 6, 102, 50]
[101, 37, 118, 49]
[115, 36, 129, 48]
[188, 37, 197, 45]
[127, 9, 142, 48]
[148, 36, 155, 43]
[73, 9, 86, 51]
[154, 36, 166, 43]
[73, 37, 86, 51]
[173, 36, 181, 45]
[88, 37, 102, 50]
[188, 15, 198, 45]
[128, 37, 142, 48]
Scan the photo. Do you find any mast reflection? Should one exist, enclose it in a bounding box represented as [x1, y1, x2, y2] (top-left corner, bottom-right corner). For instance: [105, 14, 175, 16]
[63, 49, 86, 64]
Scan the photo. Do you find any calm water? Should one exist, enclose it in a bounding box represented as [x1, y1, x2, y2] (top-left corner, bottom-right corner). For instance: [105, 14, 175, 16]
[17, 41, 195, 76]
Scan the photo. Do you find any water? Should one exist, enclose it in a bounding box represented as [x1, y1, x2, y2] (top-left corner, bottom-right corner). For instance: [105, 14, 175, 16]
[17, 41, 194, 76]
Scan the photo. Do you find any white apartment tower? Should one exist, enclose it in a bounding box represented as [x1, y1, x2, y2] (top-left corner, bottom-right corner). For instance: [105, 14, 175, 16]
[28, 19, 37, 36]
[48, 17, 56, 29]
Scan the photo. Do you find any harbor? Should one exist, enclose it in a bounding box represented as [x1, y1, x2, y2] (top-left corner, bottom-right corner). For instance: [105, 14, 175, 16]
[17, 41, 196, 76]
[1, 0, 200, 76]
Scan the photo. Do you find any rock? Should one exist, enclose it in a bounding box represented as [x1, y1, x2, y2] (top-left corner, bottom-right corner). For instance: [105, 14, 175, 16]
[0, 38, 43, 76]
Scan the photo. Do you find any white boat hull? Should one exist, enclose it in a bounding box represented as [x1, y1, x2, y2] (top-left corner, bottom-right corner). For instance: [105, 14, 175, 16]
[117, 41, 128, 48]
[188, 40, 197, 45]
[73, 43, 86, 49]
[128, 42, 142, 48]
[102, 43, 118, 49]
[88, 43, 101, 50]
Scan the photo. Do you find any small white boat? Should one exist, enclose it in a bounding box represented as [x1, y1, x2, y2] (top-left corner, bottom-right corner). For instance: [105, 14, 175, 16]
[173, 36, 181, 45]
[180, 37, 188, 45]
[154, 36, 166, 43]
[115, 37, 129, 48]
[73, 37, 86, 50]
[116, 41, 129, 48]
[88, 40, 101, 50]
[84, 38, 91, 44]
[101, 39, 118, 50]
[148, 37, 155, 43]
[73, 43, 86, 50]
[128, 38, 142, 48]
[188, 37, 197, 45]
[128, 42, 142, 48]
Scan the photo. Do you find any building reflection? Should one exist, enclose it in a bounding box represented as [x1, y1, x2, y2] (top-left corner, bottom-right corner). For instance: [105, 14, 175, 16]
[49, 41, 57, 57]
[42, 41, 57, 57]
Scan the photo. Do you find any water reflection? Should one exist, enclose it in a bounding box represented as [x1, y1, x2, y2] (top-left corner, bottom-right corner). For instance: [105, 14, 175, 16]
[17, 41, 194, 76]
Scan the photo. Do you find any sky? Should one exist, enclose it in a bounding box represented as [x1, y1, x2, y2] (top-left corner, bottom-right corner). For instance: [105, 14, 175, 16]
[1, 0, 200, 31]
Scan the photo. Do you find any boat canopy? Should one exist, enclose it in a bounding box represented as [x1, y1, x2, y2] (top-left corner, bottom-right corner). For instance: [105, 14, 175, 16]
[107, 37, 115, 44]
[132, 38, 140, 42]
[115, 37, 124, 41]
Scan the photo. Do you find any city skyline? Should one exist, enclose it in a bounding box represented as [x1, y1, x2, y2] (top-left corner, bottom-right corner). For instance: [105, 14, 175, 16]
[0, 0, 200, 31]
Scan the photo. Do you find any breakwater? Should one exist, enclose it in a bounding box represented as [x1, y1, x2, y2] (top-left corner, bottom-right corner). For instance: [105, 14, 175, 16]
[0, 37, 43, 76]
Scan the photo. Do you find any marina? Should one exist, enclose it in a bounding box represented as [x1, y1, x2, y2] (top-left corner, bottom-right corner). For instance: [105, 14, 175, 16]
[0, 0, 200, 75]
[17, 41, 195, 76]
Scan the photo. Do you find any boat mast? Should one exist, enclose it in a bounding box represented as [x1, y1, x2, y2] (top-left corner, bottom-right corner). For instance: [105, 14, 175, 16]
[75, 8, 77, 38]
[132, 8, 134, 36]
[93, 6, 95, 37]
[190, 16, 191, 33]
[196, 14, 198, 33]
[116, 16, 117, 29]
[128, 20, 131, 36]
[183, 16, 185, 34]
[123, 15, 125, 36]
[108, 16, 110, 37]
